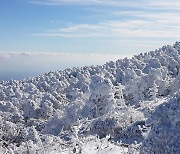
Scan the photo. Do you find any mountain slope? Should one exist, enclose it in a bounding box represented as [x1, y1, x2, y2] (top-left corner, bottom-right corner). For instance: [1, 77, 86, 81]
[0, 42, 180, 153]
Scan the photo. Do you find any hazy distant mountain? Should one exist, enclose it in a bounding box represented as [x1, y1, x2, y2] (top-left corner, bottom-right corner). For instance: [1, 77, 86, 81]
[0, 42, 179, 153]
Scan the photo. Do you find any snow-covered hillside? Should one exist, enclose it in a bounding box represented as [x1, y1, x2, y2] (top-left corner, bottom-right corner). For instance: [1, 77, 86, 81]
[0, 42, 179, 154]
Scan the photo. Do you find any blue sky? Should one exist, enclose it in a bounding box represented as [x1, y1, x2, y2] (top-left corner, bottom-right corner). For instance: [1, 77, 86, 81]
[1, 0, 180, 54]
[1, 0, 180, 80]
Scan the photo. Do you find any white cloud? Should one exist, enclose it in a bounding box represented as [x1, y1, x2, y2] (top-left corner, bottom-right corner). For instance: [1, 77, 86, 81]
[29, 0, 180, 54]
[0, 52, 131, 81]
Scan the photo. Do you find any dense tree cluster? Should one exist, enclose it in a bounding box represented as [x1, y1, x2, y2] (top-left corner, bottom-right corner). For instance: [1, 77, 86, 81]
[0, 42, 179, 153]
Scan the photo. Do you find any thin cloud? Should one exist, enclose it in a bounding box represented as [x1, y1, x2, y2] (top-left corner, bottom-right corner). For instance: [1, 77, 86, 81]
[147, 0, 180, 10]
[33, 15, 180, 38]
[29, 0, 180, 10]
[30, 0, 180, 39]
[29, 0, 121, 6]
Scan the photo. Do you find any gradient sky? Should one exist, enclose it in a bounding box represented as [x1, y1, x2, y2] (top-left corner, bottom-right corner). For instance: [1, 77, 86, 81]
[1, 0, 180, 54]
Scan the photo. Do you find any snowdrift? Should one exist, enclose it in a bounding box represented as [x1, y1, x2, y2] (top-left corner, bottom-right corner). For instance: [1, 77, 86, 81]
[0, 42, 179, 153]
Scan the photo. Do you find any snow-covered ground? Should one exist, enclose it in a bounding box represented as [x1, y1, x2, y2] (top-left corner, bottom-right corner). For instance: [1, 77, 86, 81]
[0, 42, 179, 153]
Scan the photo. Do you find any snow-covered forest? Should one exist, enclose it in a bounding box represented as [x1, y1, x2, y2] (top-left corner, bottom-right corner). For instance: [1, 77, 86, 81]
[0, 42, 179, 154]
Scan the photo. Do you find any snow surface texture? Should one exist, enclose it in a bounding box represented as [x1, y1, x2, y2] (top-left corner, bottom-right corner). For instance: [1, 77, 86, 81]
[0, 42, 179, 154]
